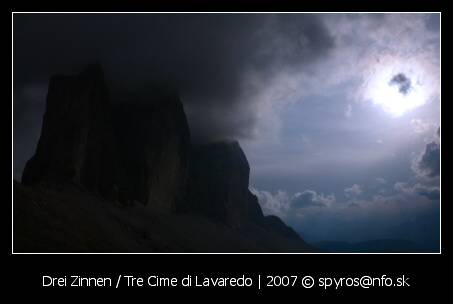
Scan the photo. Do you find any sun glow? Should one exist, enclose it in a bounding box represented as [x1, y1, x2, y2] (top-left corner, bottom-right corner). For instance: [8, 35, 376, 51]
[365, 63, 429, 117]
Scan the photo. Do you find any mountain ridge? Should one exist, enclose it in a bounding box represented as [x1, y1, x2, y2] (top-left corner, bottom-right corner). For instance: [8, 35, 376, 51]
[15, 64, 316, 253]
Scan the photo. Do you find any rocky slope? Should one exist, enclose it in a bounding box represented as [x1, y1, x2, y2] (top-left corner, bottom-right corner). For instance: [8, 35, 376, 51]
[15, 64, 316, 252]
[14, 181, 314, 252]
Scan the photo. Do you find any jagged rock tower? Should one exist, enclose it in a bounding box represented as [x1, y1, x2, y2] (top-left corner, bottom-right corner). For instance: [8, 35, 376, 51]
[22, 64, 118, 199]
[21, 64, 305, 244]
[22, 64, 191, 212]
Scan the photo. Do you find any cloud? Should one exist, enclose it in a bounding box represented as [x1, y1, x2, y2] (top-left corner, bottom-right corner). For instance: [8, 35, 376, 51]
[412, 133, 440, 178]
[350, 14, 440, 111]
[415, 185, 440, 200]
[344, 103, 352, 117]
[394, 182, 439, 201]
[418, 142, 440, 177]
[292, 190, 335, 208]
[292, 186, 438, 243]
[288, 188, 438, 243]
[344, 184, 362, 197]
[14, 14, 334, 144]
[411, 118, 437, 134]
[249, 187, 291, 218]
[389, 73, 412, 95]
[376, 177, 386, 184]
[250, 187, 335, 217]
[252, 174, 439, 243]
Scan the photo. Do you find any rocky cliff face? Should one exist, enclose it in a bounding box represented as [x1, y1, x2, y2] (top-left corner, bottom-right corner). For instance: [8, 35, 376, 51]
[186, 141, 250, 228]
[246, 189, 264, 224]
[186, 141, 302, 240]
[22, 65, 190, 213]
[22, 64, 118, 199]
[112, 88, 190, 212]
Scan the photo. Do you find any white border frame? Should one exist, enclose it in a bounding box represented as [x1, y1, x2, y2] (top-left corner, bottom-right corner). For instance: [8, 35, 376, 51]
[11, 11, 442, 255]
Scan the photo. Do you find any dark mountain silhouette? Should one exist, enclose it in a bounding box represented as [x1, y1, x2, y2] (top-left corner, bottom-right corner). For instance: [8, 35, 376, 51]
[15, 64, 316, 253]
[22, 65, 118, 199]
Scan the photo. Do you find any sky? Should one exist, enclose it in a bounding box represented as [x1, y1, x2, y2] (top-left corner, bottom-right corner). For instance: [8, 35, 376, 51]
[13, 13, 440, 249]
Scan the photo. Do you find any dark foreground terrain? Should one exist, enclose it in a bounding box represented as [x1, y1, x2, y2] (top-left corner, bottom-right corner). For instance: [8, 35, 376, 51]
[14, 181, 315, 252]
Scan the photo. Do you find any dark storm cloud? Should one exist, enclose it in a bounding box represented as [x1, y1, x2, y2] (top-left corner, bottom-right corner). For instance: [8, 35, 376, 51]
[389, 73, 412, 95]
[412, 128, 440, 179]
[13, 14, 334, 144]
[418, 141, 440, 177]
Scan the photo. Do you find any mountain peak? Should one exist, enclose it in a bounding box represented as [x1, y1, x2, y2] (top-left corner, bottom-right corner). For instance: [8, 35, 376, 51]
[17, 64, 314, 252]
